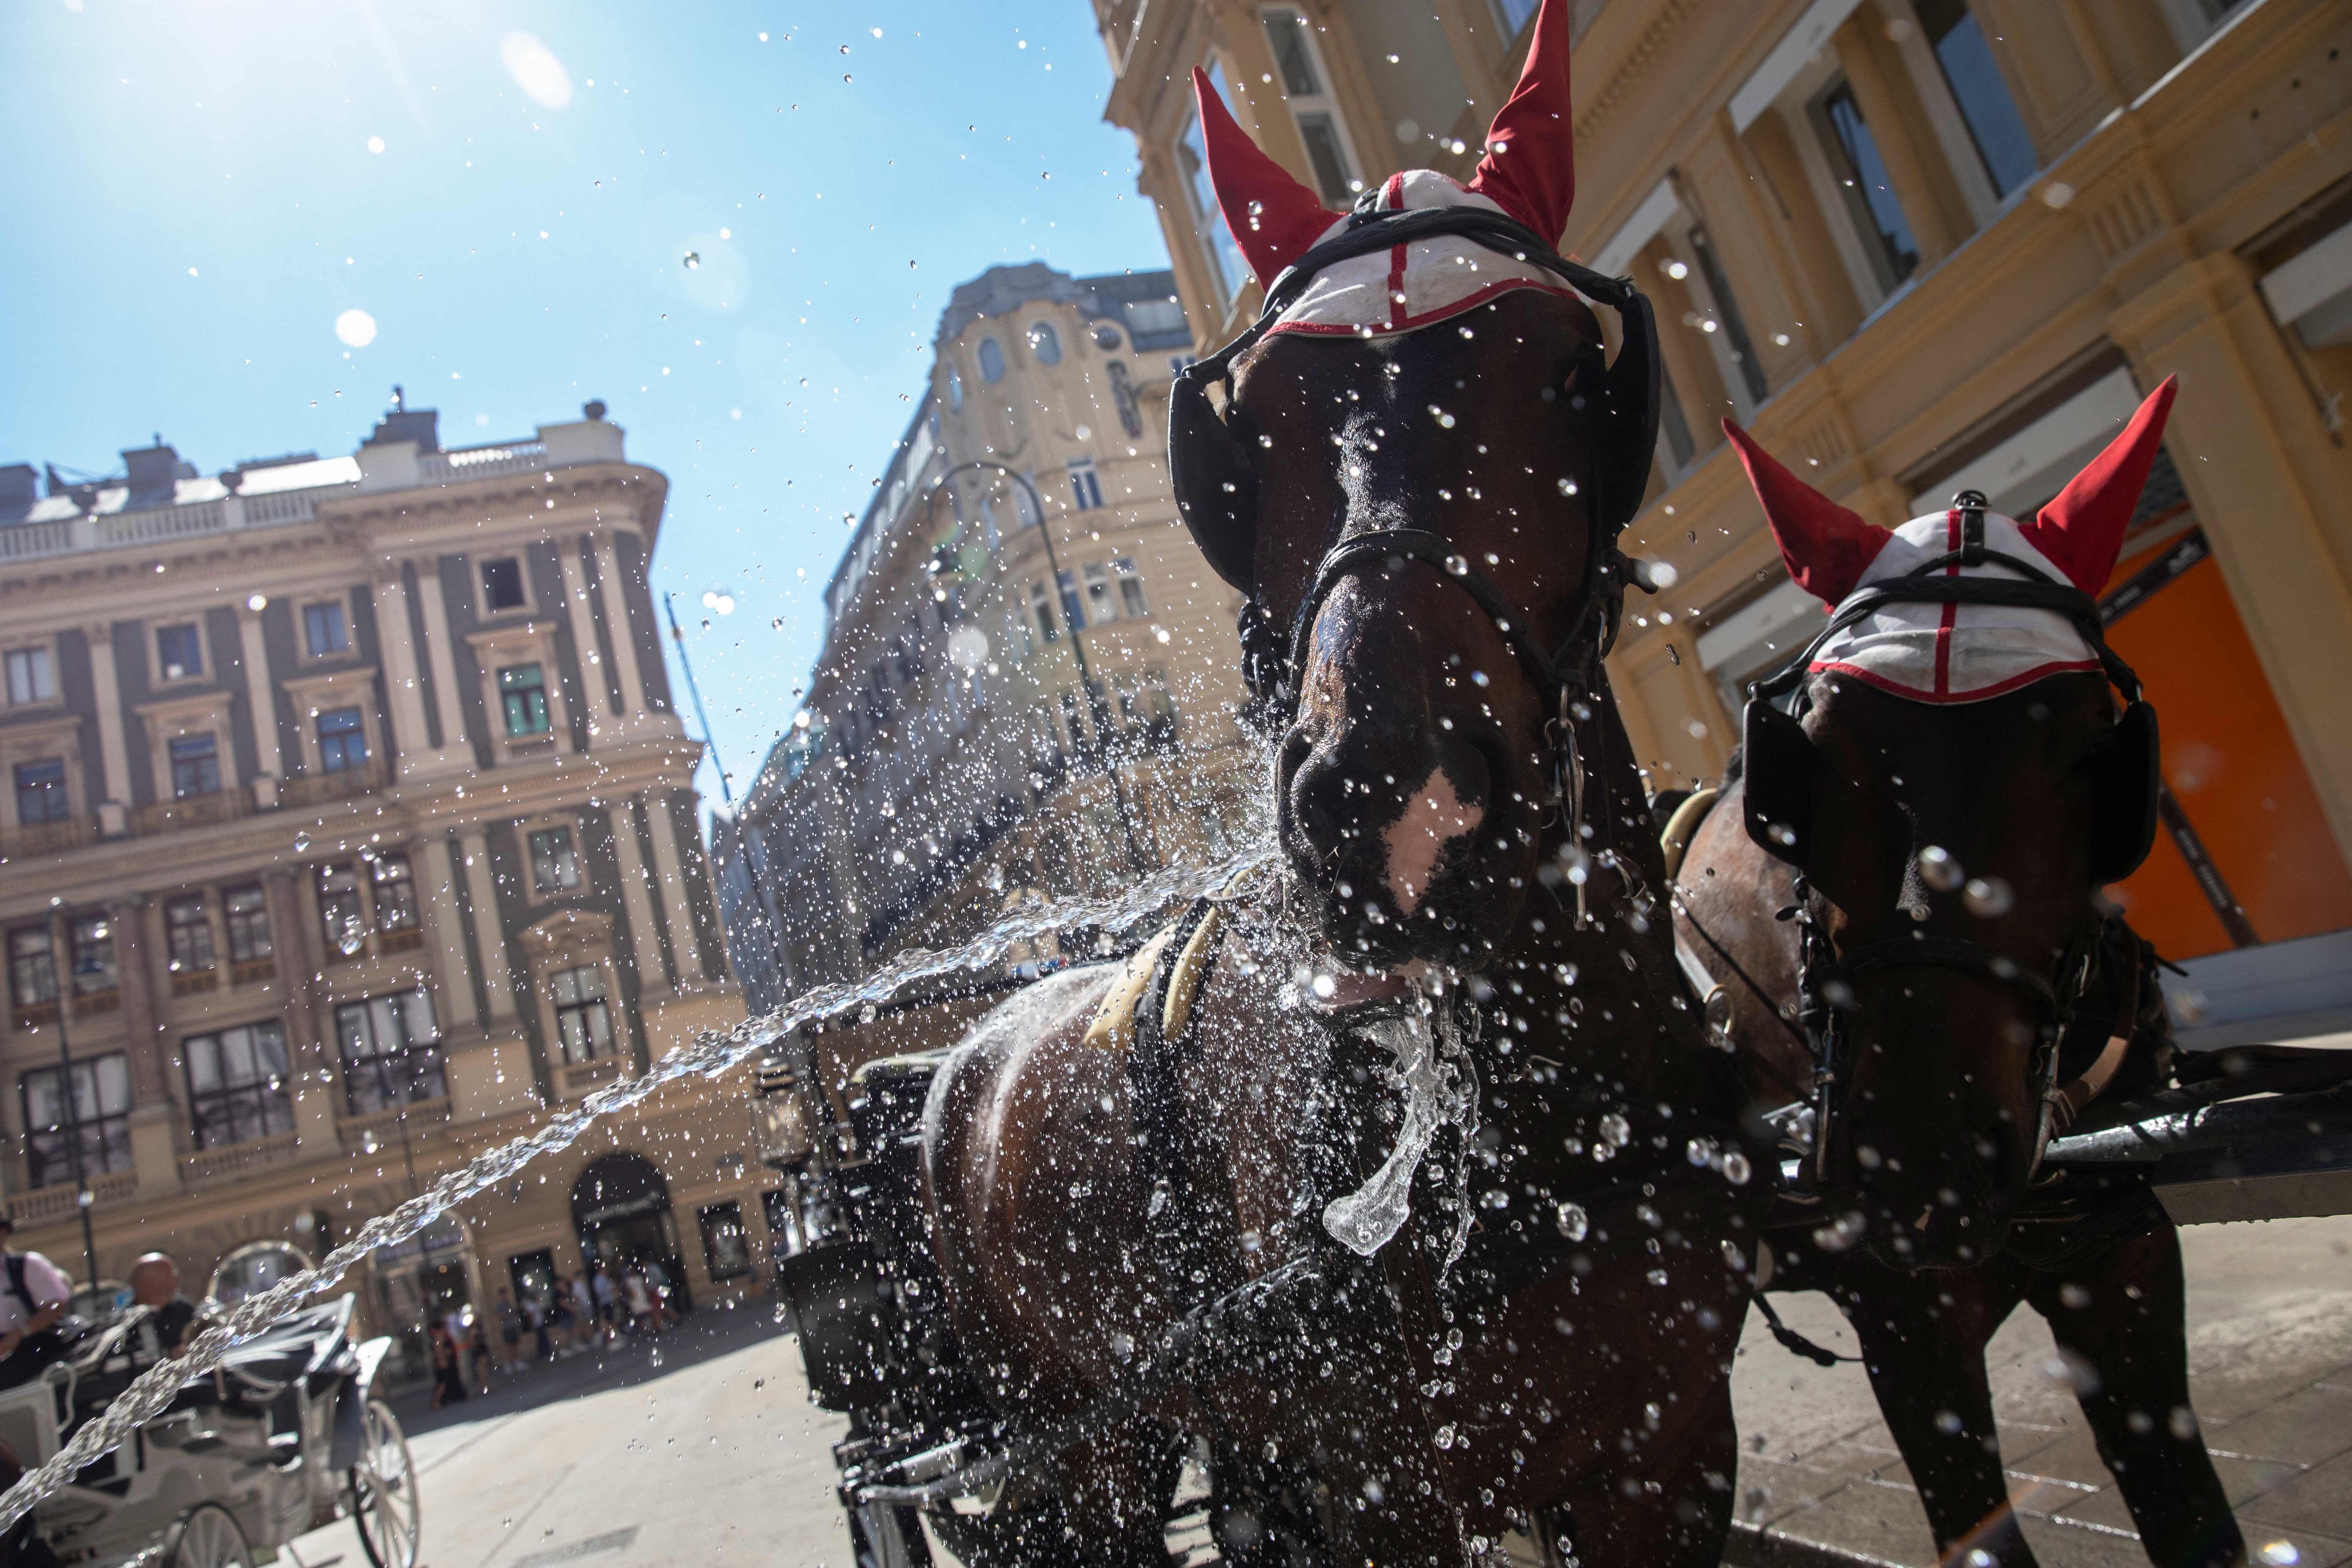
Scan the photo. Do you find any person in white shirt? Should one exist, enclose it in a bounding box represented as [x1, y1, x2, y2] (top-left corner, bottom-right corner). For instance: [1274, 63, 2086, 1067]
[0, 1215, 73, 1389]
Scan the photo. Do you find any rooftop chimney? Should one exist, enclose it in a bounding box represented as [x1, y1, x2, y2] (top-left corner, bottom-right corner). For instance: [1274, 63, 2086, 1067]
[362, 386, 441, 452]
[0, 464, 36, 520]
[122, 439, 189, 509]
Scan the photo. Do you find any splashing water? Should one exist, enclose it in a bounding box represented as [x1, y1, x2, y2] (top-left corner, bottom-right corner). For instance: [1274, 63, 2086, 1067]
[1321, 994, 1478, 1262]
[0, 848, 1270, 1534]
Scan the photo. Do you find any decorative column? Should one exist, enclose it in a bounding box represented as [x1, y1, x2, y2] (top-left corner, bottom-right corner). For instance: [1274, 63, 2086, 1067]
[641, 791, 707, 991]
[459, 829, 519, 1024]
[268, 871, 340, 1154]
[112, 898, 183, 1196]
[607, 797, 671, 997]
[556, 539, 608, 746]
[235, 604, 282, 785]
[591, 530, 651, 718]
[412, 559, 472, 758]
[418, 836, 479, 1039]
[81, 621, 131, 833]
[369, 567, 436, 777]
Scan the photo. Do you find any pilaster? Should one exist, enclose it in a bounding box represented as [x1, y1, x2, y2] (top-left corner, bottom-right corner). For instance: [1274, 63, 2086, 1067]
[80, 620, 129, 831]
[591, 530, 652, 722]
[459, 829, 519, 1023]
[235, 604, 281, 783]
[555, 537, 609, 747]
[413, 558, 471, 758]
[608, 795, 672, 998]
[642, 790, 707, 991]
[370, 566, 463, 779]
[268, 871, 340, 1155]
[418, 835, 480, 1039]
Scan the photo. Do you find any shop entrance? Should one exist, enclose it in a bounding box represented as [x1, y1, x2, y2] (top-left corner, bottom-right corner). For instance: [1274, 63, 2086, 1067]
[572, 1152, 691, 1316]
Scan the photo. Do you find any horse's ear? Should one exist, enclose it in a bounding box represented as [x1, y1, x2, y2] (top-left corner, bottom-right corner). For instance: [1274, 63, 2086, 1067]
[1191, 66, 1335, 287]
[1723, 420, 1889, 605]
[1168, 372, 1258, 592]
[1468, 0, 1576, 244]
[2022, 377, 2177, 595]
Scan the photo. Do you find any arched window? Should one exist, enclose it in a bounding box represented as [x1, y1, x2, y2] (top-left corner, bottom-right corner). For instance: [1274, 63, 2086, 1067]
[977, 337, 1007, 383]
[1027, 322, 1063, 365]
[946, 365, 964, 410]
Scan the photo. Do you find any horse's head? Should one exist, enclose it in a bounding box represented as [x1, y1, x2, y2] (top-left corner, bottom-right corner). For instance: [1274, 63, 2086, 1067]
[1171, 0, 1656, 969]
[1726, 381, 2174, 1268]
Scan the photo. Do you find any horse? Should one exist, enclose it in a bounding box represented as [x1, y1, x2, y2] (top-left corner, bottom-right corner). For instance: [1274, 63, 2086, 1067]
[1670, 392, 2249, 1568]
[920, 6, 1763, 1562]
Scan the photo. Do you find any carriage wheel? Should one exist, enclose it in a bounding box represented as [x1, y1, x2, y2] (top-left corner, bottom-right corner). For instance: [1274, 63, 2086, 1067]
[165, 1502, 253, 1568]
[346, 1397, 422, 1568]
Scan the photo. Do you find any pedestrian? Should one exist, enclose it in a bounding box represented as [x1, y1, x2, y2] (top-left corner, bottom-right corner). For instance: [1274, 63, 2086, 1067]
[0, 1215, 72, 1391]
[469, 1316, 493, 1395]
[546, 1284, 574, 1357]
[644, 1260, 676, 1329]
[495, 1288, 523, 1372]
[429, 1329, 466, 1409]
[591, 1268, 619, 1341]
[442, 1305, 470, 1389]
[622, 1267, 656, 1335]
[524, 1293, 550, 1362]
[567, 1273, 597, 1351]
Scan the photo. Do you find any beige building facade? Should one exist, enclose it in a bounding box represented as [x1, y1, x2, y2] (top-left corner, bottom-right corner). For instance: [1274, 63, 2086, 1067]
[0, 401, 760, 1353]
[1100, 0, 2352, 1015]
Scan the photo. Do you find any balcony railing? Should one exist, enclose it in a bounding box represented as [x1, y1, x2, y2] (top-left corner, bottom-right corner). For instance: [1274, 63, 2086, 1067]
[130, 788, 250, 836]
[180, 1131, 302, 1187]
[280, 760, 387, 809]
[338, 1096, 453, 1151]
[0, 817, 93, 859]
[419, 441, 548, 485]
[0, 490, 328, 569]
[9, 1169, 138, 1226]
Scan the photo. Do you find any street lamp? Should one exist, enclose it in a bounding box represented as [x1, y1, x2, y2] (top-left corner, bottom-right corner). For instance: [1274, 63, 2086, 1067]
[32, 931, 110, 1292]
[922, 460, 1148, 875]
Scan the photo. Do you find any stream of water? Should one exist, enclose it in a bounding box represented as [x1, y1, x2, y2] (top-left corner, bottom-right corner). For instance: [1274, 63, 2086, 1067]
[0, 848, 1272, 1534]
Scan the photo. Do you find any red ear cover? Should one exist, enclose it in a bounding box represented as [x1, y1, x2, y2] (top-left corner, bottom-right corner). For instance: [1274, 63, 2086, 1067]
[1191, 66, 1337, 287]
[1723, 420, 1890, 605]
[1468, 0, 1577, 243]
[2022, 376, 2177, 595]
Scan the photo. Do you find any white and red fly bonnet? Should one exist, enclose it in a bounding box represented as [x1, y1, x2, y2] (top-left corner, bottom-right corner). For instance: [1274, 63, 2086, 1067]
[1723, 379, 2178, 704]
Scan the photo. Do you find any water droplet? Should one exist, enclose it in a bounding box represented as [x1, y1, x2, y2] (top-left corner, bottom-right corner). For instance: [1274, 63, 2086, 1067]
[1722, 1150, 1753, 1186]
[1918, 844, 1965, 891]
[1553, 1202, 1588, 1241]
[1444, 554, 1469, 577]
[681, 252, 701, 270]
[1962, 876, 2014, 917]
[1599, 1113, 1631, 1148]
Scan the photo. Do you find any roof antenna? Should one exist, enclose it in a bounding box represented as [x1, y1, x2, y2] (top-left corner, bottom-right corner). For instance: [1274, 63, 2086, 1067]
[391, 384, 405, 412]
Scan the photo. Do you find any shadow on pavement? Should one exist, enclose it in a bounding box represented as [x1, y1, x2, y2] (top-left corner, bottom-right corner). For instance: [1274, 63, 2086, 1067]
[388, 1299, 789, 1439]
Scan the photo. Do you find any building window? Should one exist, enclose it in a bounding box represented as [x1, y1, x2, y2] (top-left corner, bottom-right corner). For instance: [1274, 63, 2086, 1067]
[223, 884, 273, 965]
[552, 965, 615, 1064]
[699, 1201, 751, 1282]
[1686, 225, 1770, 409]
[8, 927, 57, 1013]
[21, 1053, 132, 1189]
[319, 863, 367, 957]
[14, 760, 69, 825]
[335, 989, 447, 1114]
[1067, 458, 1104, 511]
[946, 365, 964, 410]
[1125, 666, 1181, 748]
[976, 337, 1007, 385]
[529, 827, 582, 894]
[4, 647, 55, 707]
[1114, 557, 1151, 618]
[303, 600, 351, 658]
[1027, 322, 1063, 365]
[1260, 8, 1358, 205]
[1816, 79, 1919, 295]
[1127, 298, 1188, 339]
[156, 623, 205, 682]
[169, 734, 222, 799]
[370, 851, 419, 932]
[70, 914, 116, 997]
[318, 707, 369, 774]
[165, 895, 215, 975]
[500, 663, 551, 737]
[480, 556, 529, 613]
[1055, 570, 1087, 633]
[1914, 0, 2036, 199]
[185, 1021, 294, 1150]
[1082, 562, 1120, 624]
[1028, 580, 1060, 644]
[1176, 73, 1250, 305]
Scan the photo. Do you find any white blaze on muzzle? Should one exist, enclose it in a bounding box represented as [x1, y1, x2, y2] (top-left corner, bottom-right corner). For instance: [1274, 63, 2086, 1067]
[1385, 768, 1484, 914]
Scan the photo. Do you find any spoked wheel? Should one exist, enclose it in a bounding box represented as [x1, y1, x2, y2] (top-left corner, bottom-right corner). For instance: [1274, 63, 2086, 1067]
[346, 1397, 422, 1568]
[165, 1502, 253, 1568]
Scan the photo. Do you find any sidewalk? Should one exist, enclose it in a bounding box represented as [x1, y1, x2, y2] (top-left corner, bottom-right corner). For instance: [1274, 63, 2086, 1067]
[1726, 1213, 2352, 1567]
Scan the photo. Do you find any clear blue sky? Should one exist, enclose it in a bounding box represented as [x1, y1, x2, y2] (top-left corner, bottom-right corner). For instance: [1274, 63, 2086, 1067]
[0, 1, 1172, 821]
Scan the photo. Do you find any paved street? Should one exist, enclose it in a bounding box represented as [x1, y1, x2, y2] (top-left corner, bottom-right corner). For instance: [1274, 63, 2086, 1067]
[285, 1215, 2352, 1568]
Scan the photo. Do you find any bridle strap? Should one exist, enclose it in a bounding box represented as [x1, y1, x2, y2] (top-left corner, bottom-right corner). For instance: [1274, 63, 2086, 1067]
[1829, 934, 2062, 1011]
[1287, 528, 1581, 717]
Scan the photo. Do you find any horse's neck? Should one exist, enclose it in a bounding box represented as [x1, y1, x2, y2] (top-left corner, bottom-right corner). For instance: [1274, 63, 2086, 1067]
[1491, 687, 1698, 1086]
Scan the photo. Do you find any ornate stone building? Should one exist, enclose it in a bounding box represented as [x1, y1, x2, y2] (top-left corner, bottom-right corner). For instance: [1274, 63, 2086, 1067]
[713, 261, 1257, 1102]
[0, 400, 757, 1348]
[1097, 0, 2352, 1037]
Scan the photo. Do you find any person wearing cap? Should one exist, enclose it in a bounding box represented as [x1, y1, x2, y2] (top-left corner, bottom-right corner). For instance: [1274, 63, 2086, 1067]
[0, 1215, 73, 1389]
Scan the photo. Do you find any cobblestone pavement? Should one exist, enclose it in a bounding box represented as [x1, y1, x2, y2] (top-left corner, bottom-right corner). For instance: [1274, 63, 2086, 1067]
[281, 1214, 2352, 1568]
[1728, 1213, 2352, 1567]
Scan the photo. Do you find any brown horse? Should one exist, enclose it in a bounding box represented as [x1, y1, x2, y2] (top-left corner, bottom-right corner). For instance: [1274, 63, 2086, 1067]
[923, 7, 1761, 1563]
[1673, 397, 2246, 1567]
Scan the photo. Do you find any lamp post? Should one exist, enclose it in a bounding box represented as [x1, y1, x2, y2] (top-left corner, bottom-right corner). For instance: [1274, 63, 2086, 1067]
[36, 930, 109, 1291]
[923, 459, 1148, 875]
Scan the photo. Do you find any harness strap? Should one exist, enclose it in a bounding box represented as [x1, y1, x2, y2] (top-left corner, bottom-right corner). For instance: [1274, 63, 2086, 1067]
[1830, 934, 2062, 1009]
[1753, 1292, 1862, 1368]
